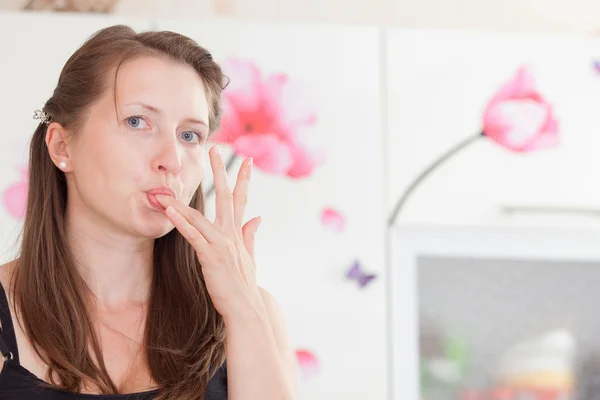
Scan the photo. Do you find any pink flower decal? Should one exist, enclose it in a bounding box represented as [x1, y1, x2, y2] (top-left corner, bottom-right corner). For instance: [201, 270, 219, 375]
[320, 207, 345, 233]
[296, 349, 320, 381]
[483, 67, 559, 152]
[388, 66, 560, 227]
[212, 58, 320, 178]
[3, 167, 28, 218]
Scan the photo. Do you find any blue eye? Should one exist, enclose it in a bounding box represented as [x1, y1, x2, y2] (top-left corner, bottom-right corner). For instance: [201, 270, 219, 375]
[181, 131, 202, 143]
[126, 116, 149, 129]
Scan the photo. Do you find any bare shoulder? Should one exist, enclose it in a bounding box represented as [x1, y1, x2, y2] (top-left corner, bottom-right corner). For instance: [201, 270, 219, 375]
[0, 260, 16, 293]
[0, 260, 17, 372]
[0, 260, 17, 326]
[0, 259, 18, 324]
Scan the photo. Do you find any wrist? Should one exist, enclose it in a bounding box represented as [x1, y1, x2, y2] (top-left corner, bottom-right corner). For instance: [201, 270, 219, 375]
[221, 289, 268, 326]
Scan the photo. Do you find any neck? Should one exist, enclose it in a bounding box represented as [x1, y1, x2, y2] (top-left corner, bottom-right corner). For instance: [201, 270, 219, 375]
[65, 204, 155, 313]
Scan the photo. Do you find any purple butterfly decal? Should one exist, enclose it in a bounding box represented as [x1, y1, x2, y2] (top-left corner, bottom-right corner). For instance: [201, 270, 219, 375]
[593, 60, 600, 74]
[346, 260, 376, 288]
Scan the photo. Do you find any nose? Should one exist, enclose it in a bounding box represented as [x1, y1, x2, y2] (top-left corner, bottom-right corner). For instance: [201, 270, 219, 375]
[152, 136, 182, 173]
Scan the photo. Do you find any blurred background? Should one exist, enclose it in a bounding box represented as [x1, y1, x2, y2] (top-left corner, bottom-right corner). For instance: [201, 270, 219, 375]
[3, 1, 600, 399]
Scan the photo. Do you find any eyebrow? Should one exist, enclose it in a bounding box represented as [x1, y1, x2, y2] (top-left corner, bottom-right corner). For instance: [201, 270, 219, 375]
[124, 102, 208, 127]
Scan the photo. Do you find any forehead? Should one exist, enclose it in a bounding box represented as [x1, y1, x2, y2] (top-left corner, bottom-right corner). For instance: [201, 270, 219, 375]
[110, 55, 210, 122]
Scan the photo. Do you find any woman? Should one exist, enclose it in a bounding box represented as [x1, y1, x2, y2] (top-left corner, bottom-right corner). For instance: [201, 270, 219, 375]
[0, 25, 297, 399]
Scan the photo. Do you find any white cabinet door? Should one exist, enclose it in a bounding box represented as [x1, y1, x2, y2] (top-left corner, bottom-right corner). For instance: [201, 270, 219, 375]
[386, 29, 600, 228]
[156, 19, 387, 400]
[391, 223, 600, 400]
[0, 12, 151, 261]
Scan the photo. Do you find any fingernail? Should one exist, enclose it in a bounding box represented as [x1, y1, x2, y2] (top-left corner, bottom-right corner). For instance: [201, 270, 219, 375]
[166, 206, 177, 216]
[214, 146, 221, 155]
[248, 157, 253, 168]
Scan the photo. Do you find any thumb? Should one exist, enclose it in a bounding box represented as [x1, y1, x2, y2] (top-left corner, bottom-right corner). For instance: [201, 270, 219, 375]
[242, 216, 261, 266]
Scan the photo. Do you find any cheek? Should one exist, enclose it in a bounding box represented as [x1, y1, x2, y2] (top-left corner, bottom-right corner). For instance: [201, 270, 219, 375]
[74, 132, 146, 192]
[105, 143, 145, 181]
[182, 153, 205, 199]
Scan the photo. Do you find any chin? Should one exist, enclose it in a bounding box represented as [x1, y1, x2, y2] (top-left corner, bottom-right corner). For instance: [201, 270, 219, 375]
[149, 224, 175, 239]
[138, 223, 175, 240]
[132, 211, 175, 239]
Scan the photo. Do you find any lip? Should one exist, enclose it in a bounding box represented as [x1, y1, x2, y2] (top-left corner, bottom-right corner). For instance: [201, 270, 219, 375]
[146, 186, 175, 211]
[146, 186, 176, 198]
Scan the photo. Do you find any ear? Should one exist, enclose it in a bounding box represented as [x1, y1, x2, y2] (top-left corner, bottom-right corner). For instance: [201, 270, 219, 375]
[45, 122, 72, 172]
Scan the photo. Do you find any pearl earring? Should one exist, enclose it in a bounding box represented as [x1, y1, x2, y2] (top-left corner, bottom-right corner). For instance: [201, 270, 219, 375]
[59, 161, 67, 170]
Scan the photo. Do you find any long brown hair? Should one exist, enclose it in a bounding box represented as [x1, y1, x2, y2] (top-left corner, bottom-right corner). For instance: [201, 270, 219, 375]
[10, 25, 227, 399]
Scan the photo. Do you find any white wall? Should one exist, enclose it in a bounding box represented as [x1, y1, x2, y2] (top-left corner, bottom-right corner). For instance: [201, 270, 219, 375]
[5, 0, 600, 32]
[385, 29, 600, 228]
[120, 0, 600, 32]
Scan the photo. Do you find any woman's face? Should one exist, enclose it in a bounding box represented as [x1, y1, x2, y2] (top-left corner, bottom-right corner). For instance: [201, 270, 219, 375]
[61, 55, 211, 239]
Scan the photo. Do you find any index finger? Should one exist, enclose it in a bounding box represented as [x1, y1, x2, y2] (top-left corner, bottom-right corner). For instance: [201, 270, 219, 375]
[155, 194, 220, 243]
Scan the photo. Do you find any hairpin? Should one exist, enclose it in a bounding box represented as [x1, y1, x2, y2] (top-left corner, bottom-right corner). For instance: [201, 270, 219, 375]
[33, 109, 52, 124]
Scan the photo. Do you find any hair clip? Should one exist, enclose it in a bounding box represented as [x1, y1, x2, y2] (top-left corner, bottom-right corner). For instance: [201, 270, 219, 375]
[33, 109, 52, 124]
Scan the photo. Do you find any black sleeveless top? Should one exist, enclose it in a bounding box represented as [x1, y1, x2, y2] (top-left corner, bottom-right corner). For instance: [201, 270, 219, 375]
[0, 282, 228, 399]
